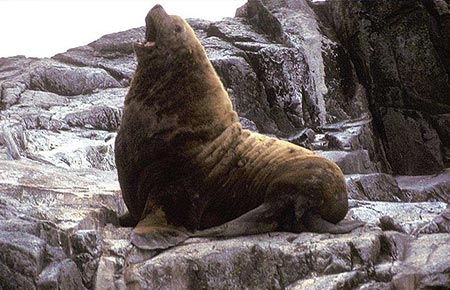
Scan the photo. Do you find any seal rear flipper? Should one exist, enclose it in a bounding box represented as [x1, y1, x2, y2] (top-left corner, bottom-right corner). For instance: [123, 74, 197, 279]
[131, 214, 190, 250]
[194, 202, 283, 237]
[303, 212, 365, 234]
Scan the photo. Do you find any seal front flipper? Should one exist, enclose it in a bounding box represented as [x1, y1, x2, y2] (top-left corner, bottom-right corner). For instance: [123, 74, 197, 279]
[194, 202, 284, 238]
[303, 212, 365, 234]
[131, 212, 190, 250]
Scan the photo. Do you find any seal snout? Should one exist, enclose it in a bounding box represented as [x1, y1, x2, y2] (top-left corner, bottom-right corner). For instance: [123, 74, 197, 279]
[145, 17, 157, 44]
[144, 4, 169, 46]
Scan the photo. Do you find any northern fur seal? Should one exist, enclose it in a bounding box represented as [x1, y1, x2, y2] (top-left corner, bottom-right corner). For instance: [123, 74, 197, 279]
[115, 5, 363, 250]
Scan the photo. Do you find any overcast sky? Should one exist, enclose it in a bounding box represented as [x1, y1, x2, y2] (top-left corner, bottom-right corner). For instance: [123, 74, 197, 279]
[0, 0, 247, 58]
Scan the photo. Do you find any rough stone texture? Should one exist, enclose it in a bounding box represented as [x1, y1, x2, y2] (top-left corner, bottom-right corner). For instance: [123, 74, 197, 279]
[346, 174, 403, 201]
[323, 0, 450, 175]
[317, 150, 377, 175]
[29, 60, 122, 96]
[52, 27, 144, 86]
[205, 0, 378, 145]
[0, 159, 124, 290]
[0, 0, 450, 289]
[349, 200, 448, 234]
[390, 233, 450, 289]
[396, 169, 450, 203]
[381, 108, 444, 175]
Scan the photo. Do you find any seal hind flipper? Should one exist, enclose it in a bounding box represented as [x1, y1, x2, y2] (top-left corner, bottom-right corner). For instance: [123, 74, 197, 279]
[303, 212, 365, 234]
[194, 202, 283, 237]
[131, 212, 190, 250]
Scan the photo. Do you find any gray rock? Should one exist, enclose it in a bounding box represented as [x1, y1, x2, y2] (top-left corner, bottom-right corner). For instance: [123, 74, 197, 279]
[94, 225, 132, 290]
[416, 207, 450, 235]
[208, 17, 270, 43]
[320, 117, 390, 172]
[0, 82, 125, 169]
[2, 157, 448, 289]
[326, 0, 450, 174]
[23, 130, 116, 170]
[0, 56, 34, 82]
[64, 105, 121, 131]
[396, 169, 450, 202]
[346, 174, 402, 201]
[239, 117, 258, 132]
[284, 128, 315, 148]
[0, 81, 27, 109]
[0, 158, 124, 218]
[391, 234, 450, 289]
[211, 54, 280, 134]
[381, 108, 444, 175]
[19, 90, 69, 110]
[53, 27, 145, 85]
[204, 0, 374, 141]
[0, 123, 26, 160]
[433, 113, 450, 164]
[0, 231, 46, 289]
[286, 271, 367, 290]
[121, 229, 382, 290]
[70, 230, 102, 288]
[323, 117, 375, 151]
[246, 44, 310, 132]
[317, 150, 377, 174]
[349, 200, 448, 234]
[36, 259, 87, 290]
[0, 158, 124, 289]
[30, 60, 122, 96]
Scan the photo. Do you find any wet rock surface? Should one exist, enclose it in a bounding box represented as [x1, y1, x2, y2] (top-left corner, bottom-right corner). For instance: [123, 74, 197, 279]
[1, 0, 449, 289]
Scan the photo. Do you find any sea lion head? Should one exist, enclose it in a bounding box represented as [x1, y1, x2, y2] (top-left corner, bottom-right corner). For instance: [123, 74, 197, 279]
[318, 163, 349, 224]
[133, 5, 206, 67]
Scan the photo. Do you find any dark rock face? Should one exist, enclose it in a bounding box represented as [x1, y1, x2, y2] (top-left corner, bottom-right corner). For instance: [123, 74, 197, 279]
[199, 0, 391, 173]
[211, 0, 371, 136]
[382, 108, 444, 175]
[0, 0, 450, 289]
[323, 0, 450, 175]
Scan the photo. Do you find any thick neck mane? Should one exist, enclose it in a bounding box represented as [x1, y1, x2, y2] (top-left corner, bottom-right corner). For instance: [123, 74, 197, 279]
[125, 42, 239, 151]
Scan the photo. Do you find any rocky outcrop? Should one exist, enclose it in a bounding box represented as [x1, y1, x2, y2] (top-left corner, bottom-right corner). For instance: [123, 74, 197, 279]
[1, 0, 449, 289]
[0, 159, 124, 290]
[1, 163, 450, 290]
[319, 0, 450, 175]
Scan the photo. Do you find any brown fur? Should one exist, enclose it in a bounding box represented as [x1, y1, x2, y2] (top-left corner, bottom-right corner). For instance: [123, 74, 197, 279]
[115, 5, 355, 248]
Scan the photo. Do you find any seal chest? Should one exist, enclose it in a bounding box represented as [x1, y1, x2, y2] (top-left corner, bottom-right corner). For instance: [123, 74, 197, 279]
[115, 4, 363, 250]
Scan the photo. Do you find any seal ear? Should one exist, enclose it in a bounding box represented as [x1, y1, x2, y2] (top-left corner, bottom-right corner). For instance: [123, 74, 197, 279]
[131, 210, 190, 250]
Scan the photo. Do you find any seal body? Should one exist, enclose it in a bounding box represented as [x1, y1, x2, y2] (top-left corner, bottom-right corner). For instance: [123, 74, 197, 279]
[115, 5, 361, 250]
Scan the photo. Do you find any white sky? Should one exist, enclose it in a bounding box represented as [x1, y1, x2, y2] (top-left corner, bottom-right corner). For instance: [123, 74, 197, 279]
[0, 0, 247, 58]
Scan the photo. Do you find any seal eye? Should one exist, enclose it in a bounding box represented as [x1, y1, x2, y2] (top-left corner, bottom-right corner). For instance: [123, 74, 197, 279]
[174, 24, 182, 33]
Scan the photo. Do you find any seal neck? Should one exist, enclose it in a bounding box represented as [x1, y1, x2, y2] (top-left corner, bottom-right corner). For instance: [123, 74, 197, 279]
[126, 44, 239, 154]
[127, 45, 214, 103]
